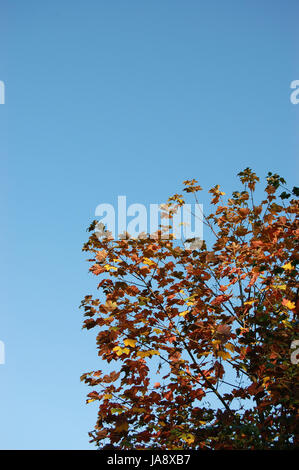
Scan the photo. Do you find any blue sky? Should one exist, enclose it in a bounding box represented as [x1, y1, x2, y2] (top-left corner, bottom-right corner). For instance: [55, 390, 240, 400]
[0, 0, 298, 449]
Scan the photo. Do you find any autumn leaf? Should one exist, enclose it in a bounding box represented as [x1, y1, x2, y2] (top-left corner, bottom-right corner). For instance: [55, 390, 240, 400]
[225, 342, 235, 353]
[282, 299, 295, 310]
[104, 264, 117, 271]
[179, 310, 189, 317]
[217, 350, 232, 360]
[103, 300, 117, 312]
[103, 394, 113, 400]
[124, 338, 137, 348]
[113, 346, 130, 356]
[90, 264, 105, 275]
[282, 262, 294, 270]
[96, 249, 108, 263]
[136, 350, 160, 358]
[115, 421, 129, 433]
[143, 257, 157, 267]
[181, 433, 195, 444]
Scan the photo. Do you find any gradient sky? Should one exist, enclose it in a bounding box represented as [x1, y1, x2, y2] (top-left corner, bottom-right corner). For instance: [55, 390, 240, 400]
[0, 0, 298, 449]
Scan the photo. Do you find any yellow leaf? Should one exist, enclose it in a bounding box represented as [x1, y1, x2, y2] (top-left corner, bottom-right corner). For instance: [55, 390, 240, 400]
[143, 257, 156, 266]
[87, 399, 96, 403]
[153, 328, 163, 334]
[148, 350, 160, 356]
[104, 264, 117, 271]
[182, 433, 195, 444]
[137, 350, 160, 358]
[103, 300, 117, 312]
[179, 310, 189, 317]
[137, 351, 149, 358]
[103, 394, 113, 400]
[225, 343, 235, 352]
[113, 346, 130, 356]
[217, 350, 231, 360]
[111, 408, 124, 415]
[283, 300, 295, 310]
[282, 262, 294, 270]
[124, 339, 137, 348]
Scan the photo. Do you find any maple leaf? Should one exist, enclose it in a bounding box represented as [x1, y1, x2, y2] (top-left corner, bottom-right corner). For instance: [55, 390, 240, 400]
[103, 300, 117, 312]
[217, 350, 232, 360]
[282, 299, 295, 310]
[90, 264, 105, 275]
[96, 249, 108, 263]
[282, 262, 294, 271]
[124, 339, 137, 348]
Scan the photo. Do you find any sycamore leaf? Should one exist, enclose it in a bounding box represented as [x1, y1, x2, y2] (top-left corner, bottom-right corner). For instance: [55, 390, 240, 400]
[137, 350, 160, 358]
[179, 310, 189, 317]
[96, 249, 108, 262]
[103, 300, 117, 312]
[124, 338, 137, 348]
[225, 342, 235, 352]
[143, 257, 157, 267]
[282, 299, 295, 310]
[153, 328, 163, 334]
[181, 433, 195, 444]
[104, 264, 117, 271]
[217, 350, 232, 360]
[113, 346, 130, 356]
[111, 408, 124, 415]
[282, 262, 294, 270]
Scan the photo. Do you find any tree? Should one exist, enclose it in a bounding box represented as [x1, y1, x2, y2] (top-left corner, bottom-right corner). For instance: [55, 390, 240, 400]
[80, 169, 299, 450]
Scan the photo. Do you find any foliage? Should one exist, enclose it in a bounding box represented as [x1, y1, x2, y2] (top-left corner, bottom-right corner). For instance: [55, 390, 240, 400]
[81, 169, 299, 449]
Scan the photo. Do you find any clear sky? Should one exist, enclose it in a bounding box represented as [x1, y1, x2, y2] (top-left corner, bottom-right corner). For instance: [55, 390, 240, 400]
[0, 0, 298, 449]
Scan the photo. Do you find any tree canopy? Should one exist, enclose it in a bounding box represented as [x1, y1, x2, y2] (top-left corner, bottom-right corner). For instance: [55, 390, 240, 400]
[81, 169, 299, 449]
